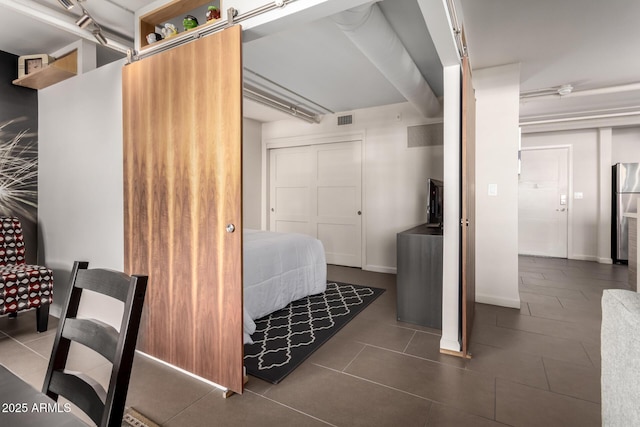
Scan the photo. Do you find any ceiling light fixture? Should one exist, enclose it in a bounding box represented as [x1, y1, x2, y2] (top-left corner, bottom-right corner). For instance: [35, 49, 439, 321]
[57, 0, 74, 10]
[75, 12, 92, 28]
[244, 85, 321, 123]
[244, 68, 333, 116]
[93, 30, 108, 45]
[557, 84, 573, 96]
[520, 84, 575, 100]
[58, 0, 109, 47]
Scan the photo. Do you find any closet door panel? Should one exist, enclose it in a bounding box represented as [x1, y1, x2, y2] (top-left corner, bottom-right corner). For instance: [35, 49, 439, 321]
[123, 26, 243, 393]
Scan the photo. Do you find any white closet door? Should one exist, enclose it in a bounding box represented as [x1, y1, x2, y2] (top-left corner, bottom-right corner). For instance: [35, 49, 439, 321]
[269, 140, 362, 267]
[269, 146, 312, 235]
[313, 141, 362, 267]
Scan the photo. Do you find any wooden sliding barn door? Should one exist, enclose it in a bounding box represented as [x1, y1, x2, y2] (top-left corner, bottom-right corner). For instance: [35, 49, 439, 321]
[122, 26, 244, 394]
[461, 55, 476, 357]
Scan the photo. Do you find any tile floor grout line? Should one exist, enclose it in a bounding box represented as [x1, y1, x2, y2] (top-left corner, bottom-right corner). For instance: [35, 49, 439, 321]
[2, 332, 50, 361]
[322, 362, 507, 422]
[245, 388, 339, 427]
[501, 370, 602, 406]
[488, 322, 600, 356]
[314, 362, 439, 404]
[341, 343, 367, 373]
[390, 323, 441, 336]
[421, 400, 433, 427]
[494, 377, 498, 421]
[402, 330, 417, 354]
[496, 311, 599, 328]
[351, 342, 478, 375]
[540, 356, 552, 391]
[161, 388, 220, 425]
[580, 340, 597, 369]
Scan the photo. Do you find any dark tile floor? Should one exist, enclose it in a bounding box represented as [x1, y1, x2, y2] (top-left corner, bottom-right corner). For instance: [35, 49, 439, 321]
[0, 256, 628, 426]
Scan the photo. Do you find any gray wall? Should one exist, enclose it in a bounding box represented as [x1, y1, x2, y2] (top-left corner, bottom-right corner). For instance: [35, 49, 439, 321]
[0, 50, 39, 264]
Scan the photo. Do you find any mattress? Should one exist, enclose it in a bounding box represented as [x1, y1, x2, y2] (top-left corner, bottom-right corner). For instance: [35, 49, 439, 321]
[243, 229, 327, 344]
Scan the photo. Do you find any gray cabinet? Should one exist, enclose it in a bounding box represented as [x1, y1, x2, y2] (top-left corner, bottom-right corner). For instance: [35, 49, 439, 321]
[396, 224, 443, 329]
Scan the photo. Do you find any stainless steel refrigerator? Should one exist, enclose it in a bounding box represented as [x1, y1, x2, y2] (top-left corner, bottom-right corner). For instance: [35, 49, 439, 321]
[612, 163, 640, 263]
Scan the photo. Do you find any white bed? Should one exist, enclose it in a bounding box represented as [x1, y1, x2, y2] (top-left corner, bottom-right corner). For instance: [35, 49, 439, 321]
[243, 229, 327, 344]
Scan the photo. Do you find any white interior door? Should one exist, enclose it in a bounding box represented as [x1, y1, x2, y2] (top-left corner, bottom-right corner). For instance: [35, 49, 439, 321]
[518, 147, 569, 258]
[269, 141, 362, 267]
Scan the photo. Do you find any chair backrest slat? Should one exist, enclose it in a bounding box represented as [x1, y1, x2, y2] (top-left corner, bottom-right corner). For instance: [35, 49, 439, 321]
[42, 261, 148, 427]
[49, 370, 107, 427]
[75, 269, 131, 302]
[62, 318, 119, 363]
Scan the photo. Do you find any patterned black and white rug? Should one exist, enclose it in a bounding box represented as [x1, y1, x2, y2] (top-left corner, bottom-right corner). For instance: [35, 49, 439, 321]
[244, 282, 385, 384]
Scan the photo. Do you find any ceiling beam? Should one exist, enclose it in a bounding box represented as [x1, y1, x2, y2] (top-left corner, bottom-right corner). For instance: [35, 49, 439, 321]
[332, 3, 441, 118]
[417, 0, 460, 67]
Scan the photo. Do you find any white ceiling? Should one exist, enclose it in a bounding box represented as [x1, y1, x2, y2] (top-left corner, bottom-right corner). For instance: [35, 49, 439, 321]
[1, 0, 639, 123]
[459, 0, 640, 121]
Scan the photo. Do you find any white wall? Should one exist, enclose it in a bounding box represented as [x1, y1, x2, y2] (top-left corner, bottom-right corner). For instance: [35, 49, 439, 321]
[613, 126, 640, 164]
[243, 118, 262, 229]
[440, 64, 461, 352]
[262, 102, 444, 272]
[521, 129, 600, 260]
[517, 125, 640, 263]
[38, 59, 125, 326]
[474, 63, 521, 308]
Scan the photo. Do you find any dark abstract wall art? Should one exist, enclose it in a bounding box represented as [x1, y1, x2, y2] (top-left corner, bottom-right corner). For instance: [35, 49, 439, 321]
[0, 50, 39, 263]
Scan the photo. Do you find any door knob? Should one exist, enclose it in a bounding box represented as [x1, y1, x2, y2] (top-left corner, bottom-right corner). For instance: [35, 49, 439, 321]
[555, 208, 566, 212]
[357, 211, 362, 215]
[226, 224, 235, 233]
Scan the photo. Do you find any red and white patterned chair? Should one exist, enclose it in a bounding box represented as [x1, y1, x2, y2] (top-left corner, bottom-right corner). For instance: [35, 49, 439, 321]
[0, 217, 53, 332]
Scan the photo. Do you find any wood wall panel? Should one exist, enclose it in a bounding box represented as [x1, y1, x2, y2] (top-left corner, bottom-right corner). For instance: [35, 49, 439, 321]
[122, 26, 244, 393]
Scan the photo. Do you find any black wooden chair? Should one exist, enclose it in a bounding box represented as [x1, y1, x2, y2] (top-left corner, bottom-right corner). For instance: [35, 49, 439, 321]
[42, 261, 147, 427]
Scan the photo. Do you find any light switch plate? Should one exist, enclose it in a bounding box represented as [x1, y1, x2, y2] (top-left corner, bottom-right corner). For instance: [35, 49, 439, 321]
[488, 184, 498, 196]
[574, 192, 584, 199]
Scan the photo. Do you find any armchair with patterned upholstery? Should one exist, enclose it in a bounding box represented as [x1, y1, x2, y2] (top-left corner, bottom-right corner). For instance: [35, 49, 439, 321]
[0, 217, 53, 332]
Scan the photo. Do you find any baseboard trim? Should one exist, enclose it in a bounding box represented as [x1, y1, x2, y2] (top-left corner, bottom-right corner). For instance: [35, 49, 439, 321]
[439, 337, 460, 353]
[364, 265, 397, 274]
[475, 293, 520, 309]
[570, 254, 598, 262]
[597, 257, 613, 264]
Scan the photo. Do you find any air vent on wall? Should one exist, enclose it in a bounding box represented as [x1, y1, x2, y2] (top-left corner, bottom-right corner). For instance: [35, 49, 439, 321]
[407, 123, 444, 147]
[337, 114, 353, 126]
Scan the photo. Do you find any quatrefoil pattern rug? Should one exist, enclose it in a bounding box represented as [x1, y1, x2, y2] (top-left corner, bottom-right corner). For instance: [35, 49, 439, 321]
[244, 282, 385, 384]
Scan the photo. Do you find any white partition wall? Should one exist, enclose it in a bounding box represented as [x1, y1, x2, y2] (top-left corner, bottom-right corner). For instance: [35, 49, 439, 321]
[38, 59, 125, 325]
[474, 63, 521, 308]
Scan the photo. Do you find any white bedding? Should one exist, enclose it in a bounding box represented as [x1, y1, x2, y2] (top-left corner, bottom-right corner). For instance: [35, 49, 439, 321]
[243, 229, 327, 344]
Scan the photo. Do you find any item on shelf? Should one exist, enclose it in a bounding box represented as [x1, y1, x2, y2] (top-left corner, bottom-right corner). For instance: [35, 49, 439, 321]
[146, 32, 163, 44]
[161, 23, 178, 39]
[206, 5, 221, 21]
[183, 15, 199, 31]
[17, 54, 54, 78]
